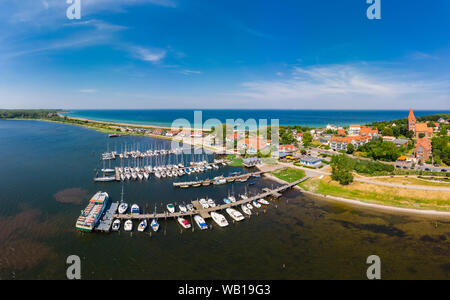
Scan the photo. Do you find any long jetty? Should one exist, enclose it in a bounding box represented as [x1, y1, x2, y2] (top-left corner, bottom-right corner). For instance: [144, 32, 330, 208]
[172, 171, 265, 188]
[114, 177, 309, 220]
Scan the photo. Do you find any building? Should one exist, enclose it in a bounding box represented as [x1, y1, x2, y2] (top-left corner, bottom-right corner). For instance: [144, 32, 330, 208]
[414, 137, 432, 163]
[359, 126, 379, 138]
[330, 135, 371, 151]
[319, 134, 333, 145]
[408, 108, 434, 138]
[392, 138, 409, 148]
[382, 136, 396, 142]
[299, 156, 322, 167]
[243, 157, 262, 167]
[279, 144, 297, 154]
[348, 125, 361, 136]
[237, 137, 270, 155]
[337, 129, 346, 136]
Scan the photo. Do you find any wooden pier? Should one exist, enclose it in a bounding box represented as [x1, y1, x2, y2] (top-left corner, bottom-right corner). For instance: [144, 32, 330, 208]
[172, 171, 265, 188]
[114, 177, 309, 220]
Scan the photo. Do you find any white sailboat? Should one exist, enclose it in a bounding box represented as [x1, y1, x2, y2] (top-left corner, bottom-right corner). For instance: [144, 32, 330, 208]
[138, 219, 147, 232]
[124, 220, 133, 231]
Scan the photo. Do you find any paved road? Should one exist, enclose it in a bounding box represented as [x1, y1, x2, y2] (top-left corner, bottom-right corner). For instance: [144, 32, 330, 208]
[278, 162, 450, 192]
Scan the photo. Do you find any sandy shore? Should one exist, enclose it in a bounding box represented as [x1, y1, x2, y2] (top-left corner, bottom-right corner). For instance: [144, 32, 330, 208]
[262, 172, 450, 219]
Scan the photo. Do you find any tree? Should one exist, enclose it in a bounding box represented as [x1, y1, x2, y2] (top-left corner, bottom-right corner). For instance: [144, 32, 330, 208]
[331, 154, 354, 185]
[382, 127, 394, 137]
[346, 143, 355, 154]
[302, 132, 313, 147]
[419, 133, 425, 139]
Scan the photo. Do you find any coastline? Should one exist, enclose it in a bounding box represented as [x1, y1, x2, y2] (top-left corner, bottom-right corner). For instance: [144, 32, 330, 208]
[262, 172, 450, 219]
[3, 118, 449, 218]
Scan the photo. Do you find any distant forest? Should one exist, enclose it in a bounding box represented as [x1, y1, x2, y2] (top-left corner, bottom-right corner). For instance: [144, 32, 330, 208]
[0, 109, 61, 119]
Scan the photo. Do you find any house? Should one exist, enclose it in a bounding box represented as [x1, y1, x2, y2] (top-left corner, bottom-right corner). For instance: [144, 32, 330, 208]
[191, 131, 203, 138]
[296, 132, 303, 143]
[279, 144, 297, 154]
[319, 134, 333, 145]
[152, 128, 163, 135]
[392, 138, 409, 148]
[438, 118, 449, 125]
[348, 125, 361, 136]
[414, 137, 432, 163]
[237, 137, 270, 155]
[337, 129, 346, 136]
[272, 151, 288, 159]
[326, 124, 338, 131]
[359, 126, 379, 138]
[382, 136, 396, 142]
[243, 157, 262, 167]
[299, 156, 322, 167]
[330, 135, 371, 151]
[165, 130, 179, 137]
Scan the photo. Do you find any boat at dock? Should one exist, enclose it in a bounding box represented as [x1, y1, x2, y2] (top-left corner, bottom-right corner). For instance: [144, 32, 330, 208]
[226, 208, 245, 222]
[167, 203, 175, 213]
[211, 212, 229, 227]
[199, 198, 209, 209]
[207, 199, 216, 207]
[177, 217, 191, 229]
[151, 219, 159, 232]
[118, 202, 128, 214]
[75, 191, 110, 232]
[223, 198, 231, 204]
[112, 219, 121, 231]
[246, 203, 253, 210]
[228, 196, 236, 203]
[258, 199, 270, 205]
[179, 203, 187, 213]
[194, 215, 208, 230]
[138, 219, 147, 232]
[252, 200, 261, 208]
[241, 205, 251, 216]
[94, 176, 116, 182]
[131, 204, 140, 214]
[124, 220, 133, 231]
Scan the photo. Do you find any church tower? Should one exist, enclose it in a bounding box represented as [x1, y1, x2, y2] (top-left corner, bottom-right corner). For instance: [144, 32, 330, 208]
[408, 108, 416, 133]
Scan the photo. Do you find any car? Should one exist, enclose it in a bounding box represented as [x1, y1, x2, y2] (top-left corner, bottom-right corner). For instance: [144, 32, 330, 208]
[425, 168, 431, 171]
[396, 165, 401, 168]
[442, 169, 448, 173]
[403, 166, 408, 169]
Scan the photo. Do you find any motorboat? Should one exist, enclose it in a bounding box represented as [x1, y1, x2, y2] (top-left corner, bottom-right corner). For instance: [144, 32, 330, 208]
[241, 204, 251, 216]
[228, 196, 236, 203]
[112, 219, 121, 231]
[252, 200, 261, 208]
[186, 204, 194, 211]
[131, 204, 140, 214]
[179, 203, 187, 213]
[167, 203, 175, 213]
[118, 202, 128, 214]
[226, 208, 245, 222]
[194, 215, 208, 230]
[177, 217, 191, 229]
[258, 199, 270, 205]
[138, 219, 148, 232]
[211, 212, 229, 227]
[199, 198, 209, 209]
[223, 198, 231, 204]
[207, 199, 216, 207]
[124, 220, 133, 231]
[246, 203, 254, 210]
[151, 219, 159, 232]
[240, 194, 248, 200]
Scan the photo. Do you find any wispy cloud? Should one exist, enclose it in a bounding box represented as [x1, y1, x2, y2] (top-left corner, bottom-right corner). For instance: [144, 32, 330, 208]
[179, 69, 202, 75]
[231, 63, 450, 109]
[133, 47, 167, 63]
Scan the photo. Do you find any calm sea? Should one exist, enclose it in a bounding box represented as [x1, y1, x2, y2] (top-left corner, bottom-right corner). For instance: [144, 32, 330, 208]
[0, 120, 449, 280]
[64, 110, 450, 128]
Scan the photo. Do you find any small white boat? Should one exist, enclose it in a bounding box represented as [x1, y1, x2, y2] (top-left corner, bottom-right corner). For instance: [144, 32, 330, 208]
[125, 173, 131, 180]
[155, 172, 161, 178]
[167, 203, 175, 213]
[194, 215, 208, 230]
[199, 198, 209, 209]
[177, 217, 191, 229]
[112, 219, 121, 231]
[137, 173, 143, 180]
[186, 204, 194, 211]
[124, 220, 133, 231]
[211, 212, 229, 227]
[226, 208, 245, 222]
[179, 204, 187, 213]
[118, 202, 128, 214]
[207, 199, 216, 207]
[258, 199, 270, 205]
[246, 203, 254, 210]
[252, 200, 261, 208]
[138, 219, 148, 232]
[241, 204, 252, 216]
[151, 219, 159, 232]
[228, 196, 236, 203]
[240, 194, 248, 200]
[131, 204, 140, 214]
[131, 172, 138, 180]
[143, 172, 149, 180]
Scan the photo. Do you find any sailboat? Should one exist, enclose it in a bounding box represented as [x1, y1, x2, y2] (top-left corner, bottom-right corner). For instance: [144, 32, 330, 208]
[138, 219, 148, 232]
[118, 185, 128, 214]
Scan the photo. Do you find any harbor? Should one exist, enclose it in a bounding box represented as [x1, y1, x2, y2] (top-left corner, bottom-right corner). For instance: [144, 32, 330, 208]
[172, 171, 265, 188]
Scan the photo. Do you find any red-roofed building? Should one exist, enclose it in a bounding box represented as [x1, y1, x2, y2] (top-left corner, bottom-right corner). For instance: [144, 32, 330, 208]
[152, 128, 163, 135]
[414, 137, 432, 162]
[337, 129, 346, 136]
[360, 126, 379, 138]
[330, 135, 371, 151]
[280, 144, 297, 153]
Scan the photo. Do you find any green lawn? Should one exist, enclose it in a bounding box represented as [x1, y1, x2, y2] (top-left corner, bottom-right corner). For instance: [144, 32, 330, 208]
[271, 168, 306, 184]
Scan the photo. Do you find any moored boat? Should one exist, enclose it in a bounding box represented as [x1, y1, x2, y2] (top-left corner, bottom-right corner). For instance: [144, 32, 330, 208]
[252, 200, 261, 208]
[194, 215, 208, 230]
[151, 219, 159, 232]
[138, 219, 148, 232]
[167, 203, 175, 213]
[177, 217, 191, 229]
[226, 208, 245, 222]
[211, 212, 229, 227]
[241, 204, 251, 216]
[124, 220, 133, 231]
[112, 219, 121, 231]
[258, 199, 270, 205]
[131, 204, 140, 214]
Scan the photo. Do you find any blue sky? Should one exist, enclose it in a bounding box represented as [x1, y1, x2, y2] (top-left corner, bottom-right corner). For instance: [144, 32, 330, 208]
[0, 0, 449, 109]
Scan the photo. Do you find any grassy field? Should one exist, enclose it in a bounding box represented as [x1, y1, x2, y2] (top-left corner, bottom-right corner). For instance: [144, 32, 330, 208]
[227, 155, 244, 167]
[372, 176, 450, 187]
[271, 168, 306, 184]
[300, 176, 450, 211]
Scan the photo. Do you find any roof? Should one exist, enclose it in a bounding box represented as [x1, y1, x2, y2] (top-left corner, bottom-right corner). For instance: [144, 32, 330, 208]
[415, 123, 434, 133]
[349, 125, 361, 128]
[408, 108, 416, 121]
[300, 156, 322, 163]
[280, 144, 297, 152]
[331, 135, 371, 143]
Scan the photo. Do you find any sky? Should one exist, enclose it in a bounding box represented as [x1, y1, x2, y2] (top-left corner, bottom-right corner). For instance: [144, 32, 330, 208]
[0, 0, 449, 110]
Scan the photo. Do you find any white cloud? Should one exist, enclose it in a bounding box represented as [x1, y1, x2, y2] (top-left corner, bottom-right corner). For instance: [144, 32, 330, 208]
[133, 47, 167, 63]
[179, 69, 202, 75]
[79, 89, 97, 93]
[231, 63, 450, 109]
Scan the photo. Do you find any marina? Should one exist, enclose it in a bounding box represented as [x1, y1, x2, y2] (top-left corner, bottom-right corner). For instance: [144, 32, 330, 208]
[173, 171, 265, 188]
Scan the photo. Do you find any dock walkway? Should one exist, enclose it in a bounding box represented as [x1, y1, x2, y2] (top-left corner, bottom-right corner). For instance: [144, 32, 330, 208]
[114, 177, 309, 220]
[95, 202, 119, 232]
[173, 171, 265, 188]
